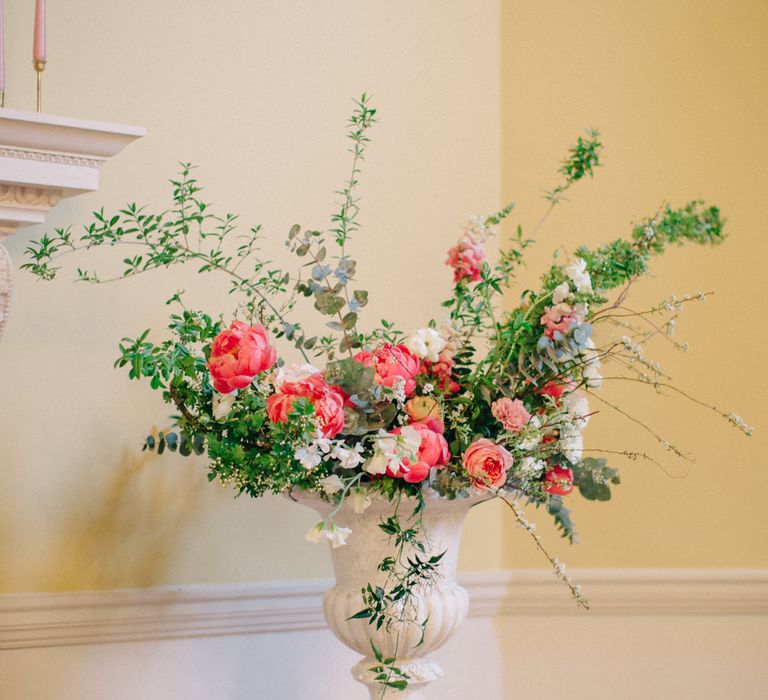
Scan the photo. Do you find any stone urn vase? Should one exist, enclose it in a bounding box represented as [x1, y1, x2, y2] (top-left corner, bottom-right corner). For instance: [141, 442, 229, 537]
[293, 489, 488, 699]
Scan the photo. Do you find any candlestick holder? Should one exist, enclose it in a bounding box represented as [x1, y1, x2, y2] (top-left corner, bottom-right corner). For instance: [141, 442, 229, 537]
[34, 59, 46, 112]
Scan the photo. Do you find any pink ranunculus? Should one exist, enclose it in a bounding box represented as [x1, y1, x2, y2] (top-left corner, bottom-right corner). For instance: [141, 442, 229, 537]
[544, 465, 574, 496]
[463, 438, 513, 490]
[208, 321, 277, 394]
[446, 236, 485, 284]
[389, 420, 450, 484]
[354, 344, 422, 397]
[491, 397, 531, 433]
[267, 376, 346, 439]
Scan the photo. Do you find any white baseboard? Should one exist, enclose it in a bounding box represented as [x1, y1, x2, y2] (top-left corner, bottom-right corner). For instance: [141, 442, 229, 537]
[1, 568, 766, 651]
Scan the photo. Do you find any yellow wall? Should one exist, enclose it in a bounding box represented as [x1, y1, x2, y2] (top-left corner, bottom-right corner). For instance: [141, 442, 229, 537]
[1, 0, 765, 596]
[500, 0, 768, 567]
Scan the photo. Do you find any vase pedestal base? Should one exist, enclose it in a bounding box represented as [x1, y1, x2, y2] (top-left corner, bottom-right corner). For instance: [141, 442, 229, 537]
[352, 657, 443, 699]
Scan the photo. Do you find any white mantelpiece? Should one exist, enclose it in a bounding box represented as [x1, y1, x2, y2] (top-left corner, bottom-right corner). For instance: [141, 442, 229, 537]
[0, 109, 145, 235]
[0, 109, 145, 337]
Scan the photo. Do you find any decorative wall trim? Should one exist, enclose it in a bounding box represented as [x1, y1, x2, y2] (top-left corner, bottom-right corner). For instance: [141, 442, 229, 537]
[0, 146, 105, 169]
[1, 569, 766, 651]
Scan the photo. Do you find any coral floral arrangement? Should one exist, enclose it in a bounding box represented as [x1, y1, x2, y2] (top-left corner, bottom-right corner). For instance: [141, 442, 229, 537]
[23, 96, 751, 692]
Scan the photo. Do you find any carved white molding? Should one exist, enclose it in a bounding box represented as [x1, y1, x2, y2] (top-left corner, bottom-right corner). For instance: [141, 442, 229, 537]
[0, 569, 766, 651]
[0, 108, 145, 339]
[0, 146, 105, 169]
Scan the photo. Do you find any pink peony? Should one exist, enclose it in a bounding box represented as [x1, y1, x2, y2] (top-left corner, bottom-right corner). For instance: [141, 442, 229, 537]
[463, 438, 513, 490]
[354, 344, 422, 396]
[266, 375, 346, 438]
[208, 321, 277, 394]
[544, 465, 574, 496]
[389, 420, 450, 484]
[491, 397, 531, 433]
[446, 236, 485, 284]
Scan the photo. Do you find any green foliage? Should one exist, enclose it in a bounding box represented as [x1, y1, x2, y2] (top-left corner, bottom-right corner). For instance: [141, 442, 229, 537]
[545, 128, 602, 204]
[574, 458, 620, 501]
[577, 200, 725, 292]
[547, 496, 579, 544]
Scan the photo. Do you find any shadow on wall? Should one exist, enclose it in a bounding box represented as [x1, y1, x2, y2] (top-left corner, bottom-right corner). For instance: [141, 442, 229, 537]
[40, 449, 205, 591]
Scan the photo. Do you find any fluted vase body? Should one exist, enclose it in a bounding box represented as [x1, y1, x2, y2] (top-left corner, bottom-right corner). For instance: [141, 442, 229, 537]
[294, 490, 486, 699]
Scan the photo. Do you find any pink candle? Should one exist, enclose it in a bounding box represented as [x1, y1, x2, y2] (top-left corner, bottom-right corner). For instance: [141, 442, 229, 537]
[33, 0, 46, 64]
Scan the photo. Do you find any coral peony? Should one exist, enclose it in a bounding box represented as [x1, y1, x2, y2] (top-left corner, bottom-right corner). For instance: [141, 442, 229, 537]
[354, 344, 422, 396]
[267, 375, 346, 439]
[389, 420, 450, 484]
[544, 465, 574, 495]
[463, 438, 513, 490]
[446, 236, 485, 283]
[208, 321, 277, 394]
[491, 397, 531, 433]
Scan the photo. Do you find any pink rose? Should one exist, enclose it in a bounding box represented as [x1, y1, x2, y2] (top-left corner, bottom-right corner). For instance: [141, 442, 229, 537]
[544, 465, 574, 495]
[354, 344, 422, 396]
[389, 420, 450, 483]
[208, 321, 277, 394]
[267, 376, 346, 438]
[491, 398, 531, 433]
[446, 237, 485, 284]
[463, 438, 513, 490]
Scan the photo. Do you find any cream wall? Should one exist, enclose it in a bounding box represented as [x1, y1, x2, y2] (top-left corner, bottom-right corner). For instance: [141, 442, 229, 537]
[501, 0, 768, 567]
[0, 0, 505, 593]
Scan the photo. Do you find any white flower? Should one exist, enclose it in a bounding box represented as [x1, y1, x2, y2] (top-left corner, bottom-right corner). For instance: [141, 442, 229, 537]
[305, 521, 352, 548]
[390, 377, 407, 405]
[274, 363, 321, 389]
[348, 487, 372, 514]
[331, 443, 365, 469]
[565, 257, 592, 294]
[462, 215, 494, 243]
[314, 434, 333, 454]
[364, 428, 421, 476]
[580, 338, 603, 389]
[520, 457, 545, 477]
[564, 392, 590, 430]
[294, 445, 322, 470]
[305, 522, 325, 543]
[325, 523, 352, 548]
[582, 359, 603, 389]
[212, 392, 236, 420]
[405, 328, 447, 363]
[319, 474, 344, 496]
[552, 282, 571, 305]
[561, 430, 584, 465]
[519, 415, 542, 451]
